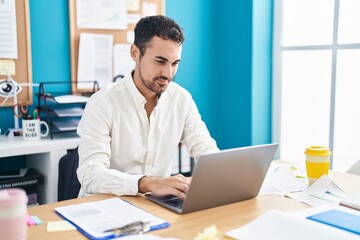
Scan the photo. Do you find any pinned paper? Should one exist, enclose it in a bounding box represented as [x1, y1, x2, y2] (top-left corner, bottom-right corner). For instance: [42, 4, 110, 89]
[0, 60, 16, 75]
[47, 220, 76, 232]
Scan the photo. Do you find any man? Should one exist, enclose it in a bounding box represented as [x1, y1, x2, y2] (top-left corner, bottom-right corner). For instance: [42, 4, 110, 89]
[77, 15, 219, 200]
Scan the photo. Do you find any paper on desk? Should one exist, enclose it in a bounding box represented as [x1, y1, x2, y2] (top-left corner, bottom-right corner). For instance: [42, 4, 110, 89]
[286, 174, 348, 206]
[114, 234, 178, 240]
[47, 220, 76, 232]
[259, 164, 308, 196]
[225, 209, 359, 240]
[55, 198, 169, 239]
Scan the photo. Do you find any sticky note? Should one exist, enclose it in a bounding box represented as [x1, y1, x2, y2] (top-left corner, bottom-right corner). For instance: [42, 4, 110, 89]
[31, 215, 43, 225]
[47, 220, 76, 232]
[26, 215, 36, 226]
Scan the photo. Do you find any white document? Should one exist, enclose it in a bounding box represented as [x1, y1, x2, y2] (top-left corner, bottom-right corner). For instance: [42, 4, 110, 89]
[113, 44, 134, 78]
[115, 234, 177, 240]
[286, 174, 348, 206]
[52, 107, 84, 117]
[53, 95, 89, 104]
[259, 163, 308, 196]
[225, 209, 359, 240]
[55, 198, 168, 239]
[142, 2, 157, 17]
[77, 33, 113, 89]
[76, 0, 127, 30]
[260, 172, 307, 196]
[52, 119, 80, 132]
[127, 13, 141, 24]
[127, 31, 135, 43]
[0, 0, 18, 59]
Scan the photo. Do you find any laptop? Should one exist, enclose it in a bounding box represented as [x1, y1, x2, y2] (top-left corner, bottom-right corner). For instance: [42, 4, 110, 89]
[145, 143, 278, 214]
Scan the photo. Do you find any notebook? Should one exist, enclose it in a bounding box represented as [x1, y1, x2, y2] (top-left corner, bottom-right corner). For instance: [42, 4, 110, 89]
[146, 143, 278, 214]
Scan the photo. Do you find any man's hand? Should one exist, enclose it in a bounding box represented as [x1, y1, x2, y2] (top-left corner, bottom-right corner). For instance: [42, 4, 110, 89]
[138, 174, 191, 199]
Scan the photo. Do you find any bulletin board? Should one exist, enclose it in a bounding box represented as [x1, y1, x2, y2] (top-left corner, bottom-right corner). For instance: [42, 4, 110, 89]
[68, 0, 165, 94]
[0, 0, 32, 107]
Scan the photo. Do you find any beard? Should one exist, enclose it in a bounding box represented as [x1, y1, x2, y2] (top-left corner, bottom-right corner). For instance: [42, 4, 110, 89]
[139, 67, 172, 94]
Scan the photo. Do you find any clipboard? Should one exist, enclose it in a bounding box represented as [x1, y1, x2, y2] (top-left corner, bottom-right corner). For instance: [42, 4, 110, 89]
[54, 198, 169, 239]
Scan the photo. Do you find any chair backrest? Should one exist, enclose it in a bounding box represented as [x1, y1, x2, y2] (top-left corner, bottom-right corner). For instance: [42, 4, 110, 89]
[58, 147, 81, 201]
[347, 160, 360, 176]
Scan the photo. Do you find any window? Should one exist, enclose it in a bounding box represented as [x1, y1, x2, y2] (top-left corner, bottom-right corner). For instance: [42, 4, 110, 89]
[273, 0, 360, 171]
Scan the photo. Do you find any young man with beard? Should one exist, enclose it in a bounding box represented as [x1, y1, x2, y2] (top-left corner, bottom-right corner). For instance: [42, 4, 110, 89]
[77, 15, 219, 200]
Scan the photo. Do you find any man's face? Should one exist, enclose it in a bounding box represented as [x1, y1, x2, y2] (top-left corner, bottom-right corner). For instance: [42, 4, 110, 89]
[132, 36, 182, 95]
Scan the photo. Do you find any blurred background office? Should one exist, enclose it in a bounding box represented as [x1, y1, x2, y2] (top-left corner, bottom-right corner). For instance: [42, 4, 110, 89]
[1, 0, 359, 173]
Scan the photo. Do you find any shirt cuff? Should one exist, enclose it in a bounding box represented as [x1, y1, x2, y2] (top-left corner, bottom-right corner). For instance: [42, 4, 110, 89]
[124, 174, 144, 195]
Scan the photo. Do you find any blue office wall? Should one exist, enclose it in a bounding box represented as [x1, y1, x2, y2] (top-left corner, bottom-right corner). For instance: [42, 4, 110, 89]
[167, 1, 273, 149]
[166, 0, 214, 132]
[252, 0, 273, 145]
[0, 1, 273, 152]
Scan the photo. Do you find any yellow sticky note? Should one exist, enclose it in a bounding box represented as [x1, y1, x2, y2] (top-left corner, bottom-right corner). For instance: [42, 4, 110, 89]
[0, 59, 16, 75]
[127, 0, 140, 11]
[47, 220, 76, 232]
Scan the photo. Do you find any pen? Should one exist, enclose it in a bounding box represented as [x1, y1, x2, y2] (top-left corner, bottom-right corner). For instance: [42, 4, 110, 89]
[32, 109, 39, 119]
[103, 221, 150, 236]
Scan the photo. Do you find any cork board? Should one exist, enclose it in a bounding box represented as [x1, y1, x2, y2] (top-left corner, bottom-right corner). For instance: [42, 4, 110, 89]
[0, 0, 32, 107]
[68, 0, 165, 94]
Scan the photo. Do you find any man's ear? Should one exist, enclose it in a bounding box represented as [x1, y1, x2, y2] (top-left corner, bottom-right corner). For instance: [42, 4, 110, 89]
[130, 44, 139, 61]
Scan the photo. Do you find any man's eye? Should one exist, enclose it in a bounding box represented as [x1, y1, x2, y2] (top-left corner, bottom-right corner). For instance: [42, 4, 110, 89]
[156, 60, 166, 64]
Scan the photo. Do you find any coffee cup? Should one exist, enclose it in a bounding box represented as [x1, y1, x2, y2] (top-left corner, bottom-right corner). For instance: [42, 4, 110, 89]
[0, 188, 28, 240]
[22, 119, 49, 141]
[304, 146, 331, 185]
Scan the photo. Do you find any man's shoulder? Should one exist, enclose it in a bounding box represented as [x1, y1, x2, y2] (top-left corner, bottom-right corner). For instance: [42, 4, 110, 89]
[167, 82, 191, 98]
[92, 78, 128, 98]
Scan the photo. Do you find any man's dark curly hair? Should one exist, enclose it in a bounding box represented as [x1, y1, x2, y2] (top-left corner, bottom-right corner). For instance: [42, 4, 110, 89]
[134, 15, 185, 56]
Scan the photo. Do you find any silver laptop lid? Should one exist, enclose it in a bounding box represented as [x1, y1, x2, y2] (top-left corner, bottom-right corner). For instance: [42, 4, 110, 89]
[181, 143, 278, 213]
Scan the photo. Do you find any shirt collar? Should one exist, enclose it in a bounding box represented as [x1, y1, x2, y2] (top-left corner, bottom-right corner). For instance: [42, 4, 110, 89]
[124, 71, 146, 107]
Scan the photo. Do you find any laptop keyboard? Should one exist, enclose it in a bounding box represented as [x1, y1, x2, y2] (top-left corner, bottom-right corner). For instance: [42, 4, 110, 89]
[164, 197, 184, 208]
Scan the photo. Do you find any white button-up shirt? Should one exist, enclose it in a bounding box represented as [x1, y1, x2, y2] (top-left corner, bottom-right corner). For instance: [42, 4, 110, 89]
[77, 73, 219, 197]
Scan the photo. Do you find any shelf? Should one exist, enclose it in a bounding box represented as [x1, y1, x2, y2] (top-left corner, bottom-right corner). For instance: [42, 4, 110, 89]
[37, 81, 98, 139]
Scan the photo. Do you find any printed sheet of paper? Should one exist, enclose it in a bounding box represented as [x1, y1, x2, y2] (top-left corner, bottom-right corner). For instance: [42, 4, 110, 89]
[225, 209, 359, 240]
[113, 44, 134, 78]
[286, 174, 348, 206]
[77, 33, 113, 89]
[0, 0, 18, 59]
[142, 2, 157, 17]
[55, 198, 168, 239]
[76, 0, 127, 30]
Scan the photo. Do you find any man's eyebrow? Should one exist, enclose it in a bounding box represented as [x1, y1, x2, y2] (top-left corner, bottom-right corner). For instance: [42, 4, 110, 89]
[155, 56, 168, 61]
[155, 56, 181, 64]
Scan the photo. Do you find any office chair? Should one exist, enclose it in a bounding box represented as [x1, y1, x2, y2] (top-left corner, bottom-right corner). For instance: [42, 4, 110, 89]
[58, 147, 81, 201]
[347, 160, 360, 176]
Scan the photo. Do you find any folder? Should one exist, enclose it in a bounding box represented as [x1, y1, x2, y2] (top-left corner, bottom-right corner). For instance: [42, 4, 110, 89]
[307, 209, 360, 235]
[55, 198, 169, 239]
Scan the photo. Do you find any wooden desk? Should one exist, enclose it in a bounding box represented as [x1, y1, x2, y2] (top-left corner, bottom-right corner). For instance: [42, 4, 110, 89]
[28, 172, 360, 240]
